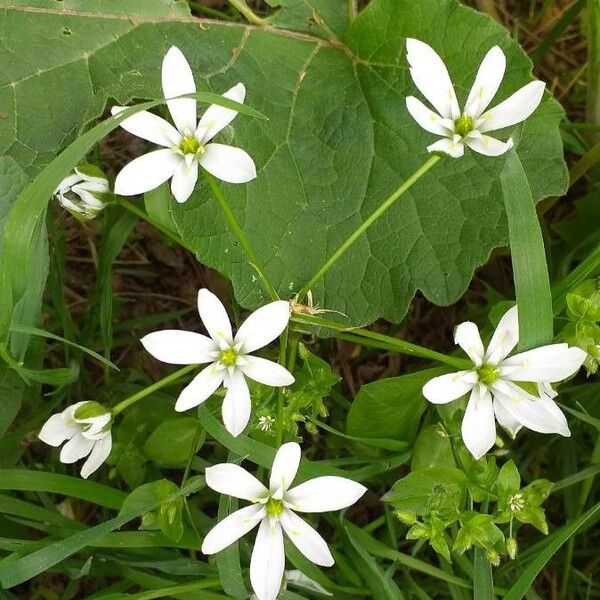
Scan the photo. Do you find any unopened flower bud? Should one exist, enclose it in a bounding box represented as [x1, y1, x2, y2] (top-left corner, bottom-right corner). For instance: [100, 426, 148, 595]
[485, 549, 500, 566]
[506, 537, 518, 560]
[54, 165, 109, 220]
[395, 509, 418, 525]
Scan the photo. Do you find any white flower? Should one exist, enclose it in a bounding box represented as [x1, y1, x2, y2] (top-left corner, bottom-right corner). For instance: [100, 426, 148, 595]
[422, 306, 586, 459]
[141, 288, 294, 437]
[249, 570, 332, 599]
[38, 401, 112, 479]
[405, 39, 546, 158]
[201, 442, 367, 600]
[54, 166, 109, 220]
[258, 414, 276, 433]
[112, 46, 256, 204]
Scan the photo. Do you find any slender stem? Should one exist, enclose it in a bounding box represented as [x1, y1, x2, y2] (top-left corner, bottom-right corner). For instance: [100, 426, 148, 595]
[347, 0, 357, 23]
[203, 173, 279, 301]
[112, 364, 198, 416]
[297, 155, 441, 302]
[291, 313, 472, 370]
[0, 345, 30, 384]
[227, 0, 267, 26]
[274, 328, 289, 447]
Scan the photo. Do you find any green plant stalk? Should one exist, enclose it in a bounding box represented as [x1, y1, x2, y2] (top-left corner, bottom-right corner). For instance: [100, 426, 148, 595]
[274, 327, 292, 447]
[111, 364, 198, 416]
[297, 155, 441, 301]
[203, 172, 279, 301]
[227, 0, 267, 26]
[291, 313, 472, 370]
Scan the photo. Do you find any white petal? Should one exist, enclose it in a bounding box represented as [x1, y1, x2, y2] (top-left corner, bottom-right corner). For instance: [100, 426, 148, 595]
[478, 81, 545, 133]
[170, 158, 198, 204]
[405, 96, 454, 135]
[464, 133, 514, 157]
[199, 143, 257, 184]
[240, 356, 294, 387]
[422, 371, 478, 404]
[461, 385, 496, 460]
[197, 288, 233, 346]
[197, 82, 246, 143]
[464, 46, 506, 118]
[222, 370, 251, 437]
[206, 463, 268, 501]
[454, 322, 485, 367]
[162, 46, 197, 134]
[499, 344, 587, 382]
[250, 519, 285, 600]
[80, 433, 112, 479]
[485, 305, 518, 365]
[538, 382, 558, 399]
[235, 301, 291, 354]
[60, 433, 94, 464]
[141, 330, 217, 365]
[280, 509, 334, 567]
[427, 136, 464, 158]
[270, 442, 301, 495]
[38, 413, 79, 447]
[114, 149, 179, 197]
[285, 476, 366, 513]
[202, 504, 265, 555]
[493, 397, 522, 438]
[175, 363, 224, 411]
[406, 38, 460, 119]
[111, 106, 181, 147]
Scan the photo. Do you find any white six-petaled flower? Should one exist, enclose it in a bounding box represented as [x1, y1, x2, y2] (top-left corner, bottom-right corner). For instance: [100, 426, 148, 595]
[38, 401, 112, 479]
[141, 288, 294, 437]
[405, 38, 546, 158]
[54, 166, 109, 220]
[422, 306, 586, 459]
[201, 442, 367, 600]
[112, 46, 256, 204]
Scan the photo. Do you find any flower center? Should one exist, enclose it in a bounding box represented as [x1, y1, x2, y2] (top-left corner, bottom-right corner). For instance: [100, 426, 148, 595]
[477, 364, 499, 386]
[179, 135, 204, 155]
[454, 115, 474, 137]
[508, 492, 525, 512]
[265, 497, 284, 518]
[219, 348, 238, 367]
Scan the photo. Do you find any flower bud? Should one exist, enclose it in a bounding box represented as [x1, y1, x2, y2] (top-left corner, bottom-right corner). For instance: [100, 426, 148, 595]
[54, 165, 110, 220]
[395, 509, 418, 525]
[506, 537, 518, 560]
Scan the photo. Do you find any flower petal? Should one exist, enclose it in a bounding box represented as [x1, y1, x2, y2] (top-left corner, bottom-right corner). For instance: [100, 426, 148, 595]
[201, 504, 265, 555]
[493, 397, 522, 438]
[162, 46, 197, 134]
[250, 519, 285, 600]
[427, 136, 464, 158]
[114, 149, 179, 197]
[205, 463, 269, 501]
[280, 509, 334, 567]
[60, 433, 94, 464]
[39, 413, 79, 447]
[80, 433, 112, 479]
[235, 301, 291, 354]
[240, 356, 295, 387]
[405, 96, 454, 135]
[484, 305, 518, 365]
[175, 363, 224, 412]
[197, 82, 246, 143]
[286, 476, 366, 513]
[270, 442, 301, 495]
[461, 385, 496, 460]
[197, 288, 233, 346]
[199, 143, 257, 184]
[454, 322, 485, 367]
[464, 46, 506, 118]
[478, 81, 545, 133]
[171, 158, 198, 204]
[406, 38, 460, 119]
[498, 344, 586, 382]
[141, 330, 217, 365]
[222, 370, 251, 437]
[464, 133, 513, 157]
[111, 106, 181, 147]
[422, 371, 478, 404]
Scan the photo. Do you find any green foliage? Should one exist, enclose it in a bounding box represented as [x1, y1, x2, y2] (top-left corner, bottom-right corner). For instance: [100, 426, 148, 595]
[144, 418, 203, 465]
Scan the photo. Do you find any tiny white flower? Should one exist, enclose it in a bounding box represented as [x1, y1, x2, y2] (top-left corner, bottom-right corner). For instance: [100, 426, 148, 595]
[422, 306, 586, 459]
[141, 288, 294, 437]
[38, 401, 112, 479]
[201, 442, 367, 600]
[112, 46, 256, 204]
[54, 166, 109, 220]
[258, 414, 276, 433]
[405, 39, 546, 158]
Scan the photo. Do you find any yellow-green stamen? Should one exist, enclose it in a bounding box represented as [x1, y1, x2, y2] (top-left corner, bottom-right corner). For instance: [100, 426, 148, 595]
[477, 364, 499, 386]
[220, 348, 238, 367]
[179, 135, 203, 155]
[265, 497, 284, 517]
[454, 115, 474, 137]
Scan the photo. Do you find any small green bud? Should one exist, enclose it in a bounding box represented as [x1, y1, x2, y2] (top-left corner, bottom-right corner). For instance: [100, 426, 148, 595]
[74, 401, 110, 421]
[506, 537, 518, 560]
[395, 509, 418, 525]
[485, 549, 500, 566]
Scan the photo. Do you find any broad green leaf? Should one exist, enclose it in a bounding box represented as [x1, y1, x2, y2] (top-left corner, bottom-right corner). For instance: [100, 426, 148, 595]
[0, 0, 567, 330]
[411, 424, 454, 471]
[144, 418, 203, 465]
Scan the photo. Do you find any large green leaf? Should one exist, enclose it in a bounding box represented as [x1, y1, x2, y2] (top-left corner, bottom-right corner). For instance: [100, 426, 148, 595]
[0, 0, 567, 327]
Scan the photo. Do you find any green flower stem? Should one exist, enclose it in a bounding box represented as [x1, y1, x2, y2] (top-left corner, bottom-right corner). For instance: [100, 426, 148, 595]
[203, 172, 279, 301]
[111, 364, 198, 416]
[297, 155, 441, 302]
[274, 328, 289, 447]
[291, 313, 472, 370]
[227, 0, 267, 26]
